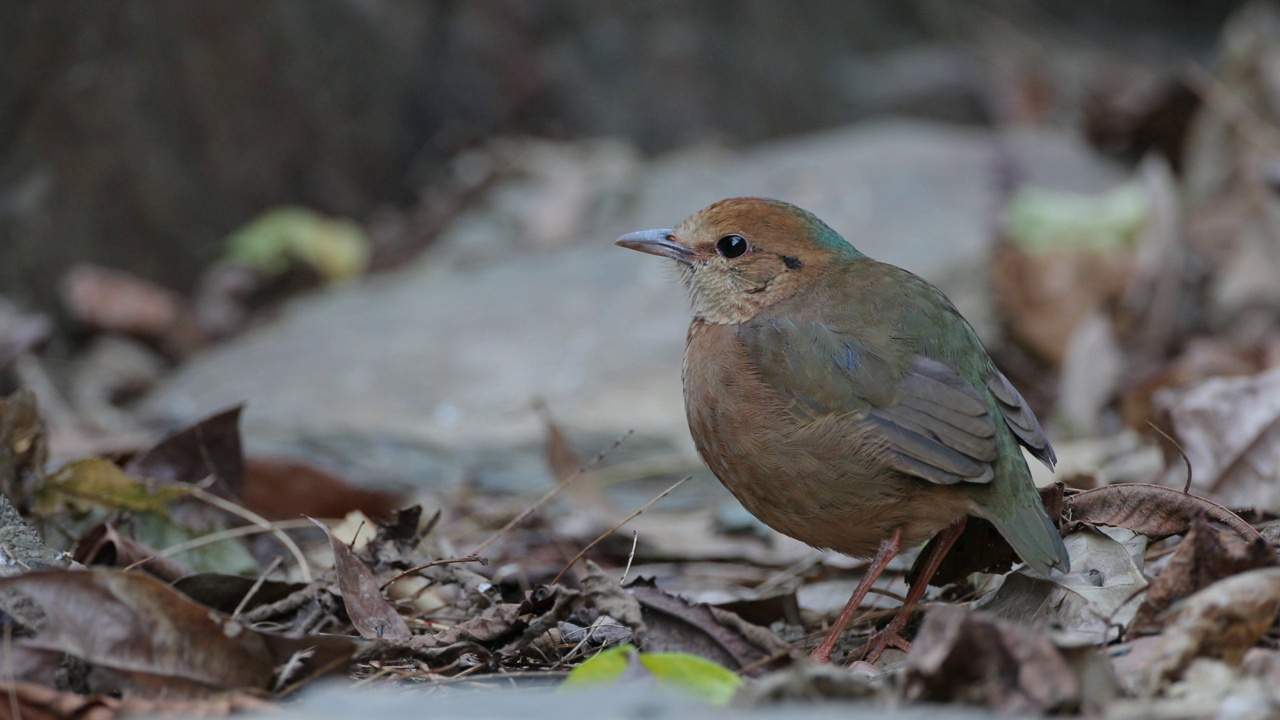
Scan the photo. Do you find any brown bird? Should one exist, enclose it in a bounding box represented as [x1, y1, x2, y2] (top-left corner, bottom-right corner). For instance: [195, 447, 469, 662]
[616, 197, 1068, 663]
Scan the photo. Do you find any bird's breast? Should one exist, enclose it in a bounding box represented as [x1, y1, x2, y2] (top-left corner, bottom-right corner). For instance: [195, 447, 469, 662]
[682, 318, 971, 557]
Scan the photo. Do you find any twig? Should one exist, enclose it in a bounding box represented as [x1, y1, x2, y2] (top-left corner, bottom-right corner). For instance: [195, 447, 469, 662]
[233, 556, 283, 619]
[151, 518, 315, 560]
[240, 585, 319, 624]
[274, 652, 353, 699]
[734, 646, 793, 676]
[1146, 421, 1193, 493]
[587, 453, 704, 487]
[551, 476, 690, 585]
[557, 620, 634, 666]
[183, 484, 313, 582]
[755, 553, 826, 596]
[471, 430, 631, 556]
[271, 647, 316, 694]
[379, 555, 488, 591]
[619, 530, 638, 585]
[348, 520, 367, 551]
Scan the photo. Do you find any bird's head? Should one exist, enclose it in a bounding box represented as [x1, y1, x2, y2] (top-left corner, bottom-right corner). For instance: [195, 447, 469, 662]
[615, 197, 860, 324]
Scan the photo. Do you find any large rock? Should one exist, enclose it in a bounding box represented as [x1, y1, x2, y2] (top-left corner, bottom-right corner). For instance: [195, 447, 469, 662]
[141, 121, 1125, 489]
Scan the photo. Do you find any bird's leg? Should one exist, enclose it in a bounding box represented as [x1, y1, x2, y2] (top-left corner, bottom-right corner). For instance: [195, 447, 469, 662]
[808, 527, 902, 664]
[857, 516, 968, 664]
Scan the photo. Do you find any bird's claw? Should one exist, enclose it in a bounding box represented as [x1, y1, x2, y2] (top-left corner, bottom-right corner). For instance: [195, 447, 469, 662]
[853, 628, 911, 665]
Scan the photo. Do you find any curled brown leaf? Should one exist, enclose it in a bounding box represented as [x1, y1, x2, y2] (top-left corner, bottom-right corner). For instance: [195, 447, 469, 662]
[1065, 483, 1261, 542]
[0, 569, 276, 696]
[311, 518, 411, 641]
[1128, 513, 1275, 637]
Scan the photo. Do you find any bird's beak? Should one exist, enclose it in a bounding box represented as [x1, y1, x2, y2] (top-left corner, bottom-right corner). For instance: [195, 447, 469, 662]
[614, 229, 694, 264]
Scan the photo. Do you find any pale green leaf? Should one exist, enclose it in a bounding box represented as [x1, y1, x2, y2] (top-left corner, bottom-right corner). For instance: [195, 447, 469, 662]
[226, 206, 370, 281]
[562, 645, 742, 706]
[1005, 182, 1148, 254]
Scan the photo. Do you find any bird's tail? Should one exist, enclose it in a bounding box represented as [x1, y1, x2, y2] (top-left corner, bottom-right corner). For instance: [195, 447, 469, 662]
[974, 465, 1070, 576]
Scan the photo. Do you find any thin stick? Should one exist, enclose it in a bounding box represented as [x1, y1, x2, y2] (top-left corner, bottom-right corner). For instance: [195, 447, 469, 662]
[551, 476, 689, 585]
[471, 430, 632, 556]
[734, 646, 793, 676]
[152, 518, 315, 559]
[1146, 421, 1193, 493]
[184, 485, 313, 582]
[274, 652, 353, 699]
[347, 520, 367, 551]
[234, 556, 283, 619]
[619, 530, 639, 585]
[755, 553, 826, 597]
[588, 453, 703, 487]
[379, 555, 488, 591]
[240, 585, 318, 624]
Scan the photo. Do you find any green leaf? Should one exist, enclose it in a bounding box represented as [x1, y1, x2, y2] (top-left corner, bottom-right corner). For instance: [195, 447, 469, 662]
[1005, 182, 1148, 254]
[134, 513, 262, 576]
[561, 644, 636, 687]
[562, 645, 742, 705]
[639, 651, 742, 705]
[226, 206, 370, 281]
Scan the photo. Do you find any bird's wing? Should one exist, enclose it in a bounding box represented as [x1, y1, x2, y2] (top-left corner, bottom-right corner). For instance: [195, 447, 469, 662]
[986, 370, 1056, 469]
[740, 318, 999, 486]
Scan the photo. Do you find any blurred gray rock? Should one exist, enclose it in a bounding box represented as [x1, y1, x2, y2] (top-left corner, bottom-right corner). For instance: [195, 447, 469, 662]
[245, 680, 1006, 720]
[141, 121, 1124, 489]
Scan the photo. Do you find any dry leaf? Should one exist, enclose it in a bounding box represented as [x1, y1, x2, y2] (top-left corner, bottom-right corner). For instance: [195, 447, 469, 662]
[535, 399, 611, 514]
[1067, 483, 1262, 542]
[395, 585, 577, 666]
[58, 263, 205, 355]
[124, 405, 245, 496]
[977, 526, 1148, 646]
[1122, 336, 1262, 433]
[1153, 365, 1280, 511]
[1136, 567, 1280, 694]
[0, 388, 48, 510]
[410, 603, 524, 650]
[0, 569, 276, 696]
[311, 518, 411, 640]
[627, 577, 790, 676]
[1129, 513, 1275, 636]
[0, 681, 271, 720]
[72, 522, 191, 582]
[364, 504, 431, 566]
[243, 457, 402, 520]
[59, 263, 187, 336]
[171, 572, 308, 615]
[905, 606, 1083, 714]
[578, 560, 646, 636]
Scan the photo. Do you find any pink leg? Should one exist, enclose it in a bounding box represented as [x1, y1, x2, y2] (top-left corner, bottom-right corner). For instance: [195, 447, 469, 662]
[858, 517, 967, 663]
[808, 527, 902, 664]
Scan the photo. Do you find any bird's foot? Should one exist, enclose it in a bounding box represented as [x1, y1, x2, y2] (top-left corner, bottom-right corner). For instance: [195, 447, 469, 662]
[853, 627, 911, 665]
[807, 647, 831, 664]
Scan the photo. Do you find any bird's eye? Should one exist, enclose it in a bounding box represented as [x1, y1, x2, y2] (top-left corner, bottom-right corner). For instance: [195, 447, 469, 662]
[716, 234, 749, 258]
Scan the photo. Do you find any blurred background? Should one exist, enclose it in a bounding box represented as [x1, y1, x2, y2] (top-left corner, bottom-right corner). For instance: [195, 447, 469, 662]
[4, 0, 1280, 555]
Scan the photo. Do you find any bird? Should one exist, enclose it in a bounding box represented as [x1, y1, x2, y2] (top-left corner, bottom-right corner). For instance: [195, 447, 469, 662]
[615, 197, 1069, 664]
